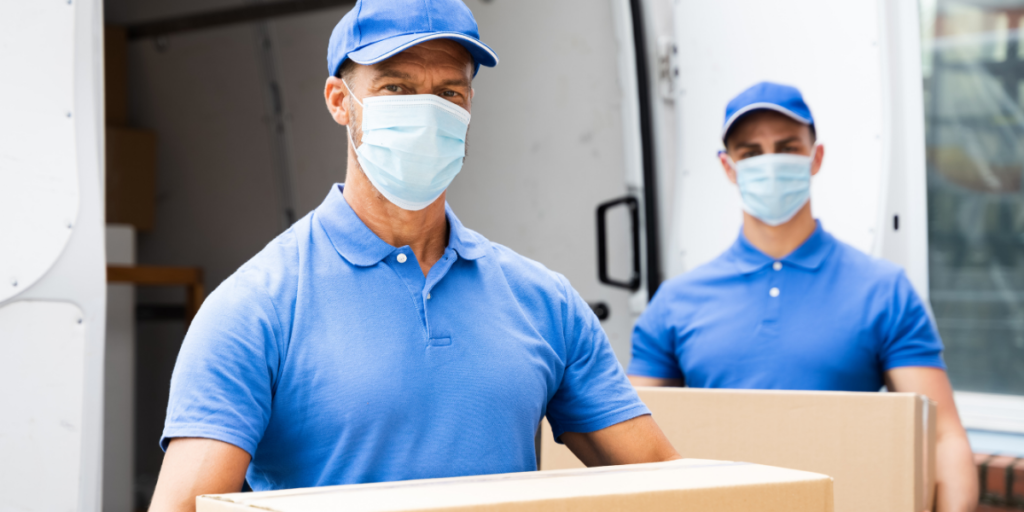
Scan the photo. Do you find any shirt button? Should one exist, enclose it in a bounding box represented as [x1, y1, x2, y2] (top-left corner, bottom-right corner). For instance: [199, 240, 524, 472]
[397, 253, 407, 263]
[769, 287, 780, 298]
[773, 261, 782, 271]
[427, 293, 432, 300]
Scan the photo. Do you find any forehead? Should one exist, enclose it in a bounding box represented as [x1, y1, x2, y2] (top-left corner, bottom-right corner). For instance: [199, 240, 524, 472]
[358, 39, 474, 80]
[727, 110, 810, 144]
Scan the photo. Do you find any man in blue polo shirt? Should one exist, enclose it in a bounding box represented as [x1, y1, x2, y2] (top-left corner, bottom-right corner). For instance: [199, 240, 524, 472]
[148, 1, 678, 510]
[628, 82, 977, 511]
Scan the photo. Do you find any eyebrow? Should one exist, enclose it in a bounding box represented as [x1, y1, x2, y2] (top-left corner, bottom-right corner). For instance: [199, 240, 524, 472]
[372, 68, 414, 81]
[371, 66, 471, 89]
[436, 78, 471, 88]
[773, 136, 801, 148]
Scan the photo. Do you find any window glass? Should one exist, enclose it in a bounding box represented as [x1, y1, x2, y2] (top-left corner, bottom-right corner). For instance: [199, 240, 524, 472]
[922, 0, 1024, 394]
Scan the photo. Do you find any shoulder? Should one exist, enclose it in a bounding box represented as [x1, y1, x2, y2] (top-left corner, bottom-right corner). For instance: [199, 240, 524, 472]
[208, 213, 312, 312]
[820, 235, 923, 322]
[653, 249, 741, 303]
[481, 240, 573, 303]
[826, 235, 906, 287]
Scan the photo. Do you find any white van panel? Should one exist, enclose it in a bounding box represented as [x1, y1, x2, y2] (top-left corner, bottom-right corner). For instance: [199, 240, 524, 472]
[0, 301, 86, 512]
[0, 1, 80, 303]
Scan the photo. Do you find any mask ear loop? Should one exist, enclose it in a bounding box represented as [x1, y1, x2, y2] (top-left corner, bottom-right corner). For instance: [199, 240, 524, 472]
[341, 79, 364, 107]
[718, 150, 738, 172]
[808, 142, 821, 178]
[341, 79, 363, 150]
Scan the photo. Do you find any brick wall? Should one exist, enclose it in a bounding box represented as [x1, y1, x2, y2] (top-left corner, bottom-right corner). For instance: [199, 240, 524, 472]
[976, 453, 1024, 510]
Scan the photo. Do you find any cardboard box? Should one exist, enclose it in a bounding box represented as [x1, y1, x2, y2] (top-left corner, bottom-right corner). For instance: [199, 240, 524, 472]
[104, 26, 128, 126]
[540, 388, 935, 512]
[106, 127, 157, 231]
[198, 459, 833, 512]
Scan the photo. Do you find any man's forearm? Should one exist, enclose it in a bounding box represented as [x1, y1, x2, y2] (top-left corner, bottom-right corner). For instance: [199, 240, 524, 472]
[935, 431, 978, 512]
[149, 438, 250, 512]
[560, 414, 680, 467]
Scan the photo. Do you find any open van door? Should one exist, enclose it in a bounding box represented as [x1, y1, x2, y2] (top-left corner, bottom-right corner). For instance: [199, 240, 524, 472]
[0, 0, 107, 510]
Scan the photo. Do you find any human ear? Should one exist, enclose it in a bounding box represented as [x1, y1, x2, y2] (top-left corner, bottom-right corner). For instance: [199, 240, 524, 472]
[324, 76, 351, 126]
[810, 144, 824, 177]
[719, 151, 738, 185]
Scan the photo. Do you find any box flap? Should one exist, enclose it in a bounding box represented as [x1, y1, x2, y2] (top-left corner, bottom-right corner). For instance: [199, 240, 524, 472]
[198, 459, 833, 512]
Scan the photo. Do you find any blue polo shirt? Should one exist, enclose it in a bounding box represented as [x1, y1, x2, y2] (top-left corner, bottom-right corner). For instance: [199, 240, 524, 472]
[162, 184, 648, 490]
[628, 222, 945, 390]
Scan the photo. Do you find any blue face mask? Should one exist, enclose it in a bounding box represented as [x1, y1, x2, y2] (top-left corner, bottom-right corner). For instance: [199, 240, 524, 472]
[344, 80, 471, 211]
[727, 148, 815, 226]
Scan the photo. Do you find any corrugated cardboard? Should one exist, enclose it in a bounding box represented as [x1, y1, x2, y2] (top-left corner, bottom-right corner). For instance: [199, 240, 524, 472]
[106, 127, 157, 231]
[540, 388, 936, 512]
[197, 459, 833, 512]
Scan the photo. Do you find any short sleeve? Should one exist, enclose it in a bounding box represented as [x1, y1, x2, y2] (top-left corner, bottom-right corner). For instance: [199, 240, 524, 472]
[160, 271, 284, 456]
[880, 271, 946, 371]
[545, 275, 650, 440]
[627, 288, 684, 380]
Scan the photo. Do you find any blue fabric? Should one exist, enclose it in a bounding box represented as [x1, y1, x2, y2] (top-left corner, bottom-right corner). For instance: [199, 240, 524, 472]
[327, 0, 498, 77]
[162, 184, 648, 490]
[722, 82, 814, 140]
[628, 221, 945, 391]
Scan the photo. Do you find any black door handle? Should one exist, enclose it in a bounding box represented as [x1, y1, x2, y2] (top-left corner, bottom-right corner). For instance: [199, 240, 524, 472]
[587, 302, 610, 321]
[596, 196, 641, 291]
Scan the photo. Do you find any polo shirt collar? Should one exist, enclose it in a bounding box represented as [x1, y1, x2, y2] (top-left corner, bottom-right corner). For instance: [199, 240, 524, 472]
[444, 201, 488, 261]
[315, 184, 487, 267]
[729, 220, 835, 274]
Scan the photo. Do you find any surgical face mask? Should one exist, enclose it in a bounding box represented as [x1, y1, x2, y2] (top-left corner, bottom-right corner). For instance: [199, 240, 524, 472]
[344, 79, 471, 211]
[726, 147, 816, 226]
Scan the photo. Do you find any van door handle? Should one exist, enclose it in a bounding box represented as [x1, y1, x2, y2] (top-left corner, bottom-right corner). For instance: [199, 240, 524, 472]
[596, 196, 641, 291]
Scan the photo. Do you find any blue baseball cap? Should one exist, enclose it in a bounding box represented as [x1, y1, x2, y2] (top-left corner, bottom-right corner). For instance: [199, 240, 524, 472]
[722, 82, 814, 142]
[327, 0, 498, 78]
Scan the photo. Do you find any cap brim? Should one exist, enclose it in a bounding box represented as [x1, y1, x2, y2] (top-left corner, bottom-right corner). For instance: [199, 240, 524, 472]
[721, 102, 812, 140]
[347, 32, 498, 76]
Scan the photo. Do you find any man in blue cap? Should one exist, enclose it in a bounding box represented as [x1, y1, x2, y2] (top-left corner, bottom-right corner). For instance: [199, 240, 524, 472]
[627, 82, 977, 511]
[148, 1, 678, 510]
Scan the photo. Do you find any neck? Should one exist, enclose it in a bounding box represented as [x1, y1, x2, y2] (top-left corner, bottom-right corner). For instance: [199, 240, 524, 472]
[741, 202, 817, 259]
[342, 155, 449, 276]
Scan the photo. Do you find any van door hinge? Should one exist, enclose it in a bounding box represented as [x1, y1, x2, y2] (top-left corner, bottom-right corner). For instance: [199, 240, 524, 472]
[656, 37, 678, 103]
